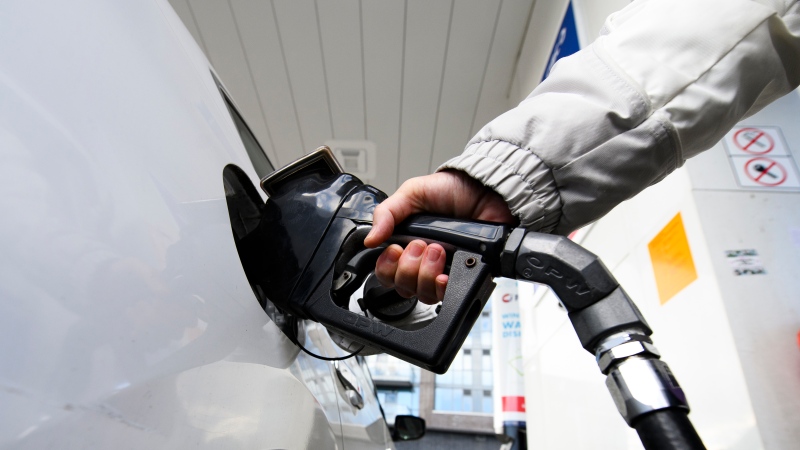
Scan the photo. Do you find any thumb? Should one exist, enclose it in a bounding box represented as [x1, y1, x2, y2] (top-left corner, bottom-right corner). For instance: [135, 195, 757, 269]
[364, 203, 396, 248]
[364, 180, 423, 247]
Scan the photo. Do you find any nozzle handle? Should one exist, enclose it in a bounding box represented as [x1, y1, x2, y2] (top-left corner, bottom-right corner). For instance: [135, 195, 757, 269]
[394, 215, 510, 271]
[306, 248, 496, 374]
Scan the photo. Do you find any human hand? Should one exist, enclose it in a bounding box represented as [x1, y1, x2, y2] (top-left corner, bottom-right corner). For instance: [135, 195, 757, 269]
[364, 170, 516, 304]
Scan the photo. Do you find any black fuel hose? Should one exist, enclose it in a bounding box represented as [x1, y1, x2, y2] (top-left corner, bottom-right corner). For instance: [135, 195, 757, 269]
[633, 409, 706, 450]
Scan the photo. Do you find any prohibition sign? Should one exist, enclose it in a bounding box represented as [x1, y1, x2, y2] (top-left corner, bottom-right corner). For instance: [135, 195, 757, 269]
[744, 157, 787, 186]
[733, 128, 775, 154]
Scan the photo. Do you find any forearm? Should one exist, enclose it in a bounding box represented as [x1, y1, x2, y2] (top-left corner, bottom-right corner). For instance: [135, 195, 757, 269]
[440, 0, 800, 234]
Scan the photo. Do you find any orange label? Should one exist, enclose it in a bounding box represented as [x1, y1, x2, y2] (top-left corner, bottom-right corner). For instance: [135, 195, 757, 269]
[648, 213, 698, 304]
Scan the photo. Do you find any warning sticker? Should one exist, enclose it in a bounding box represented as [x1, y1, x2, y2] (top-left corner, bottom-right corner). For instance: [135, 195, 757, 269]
[725, 249, 766, 276]
[745, 157, 788, 185]
[729, 156, 800, 189]
[648, 213, 698, 305]
[723, 126, 789, 156]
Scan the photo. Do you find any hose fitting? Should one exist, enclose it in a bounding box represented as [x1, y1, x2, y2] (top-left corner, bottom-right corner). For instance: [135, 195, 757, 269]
[604, 357, 689, 426]
[595, 332, 659, 375]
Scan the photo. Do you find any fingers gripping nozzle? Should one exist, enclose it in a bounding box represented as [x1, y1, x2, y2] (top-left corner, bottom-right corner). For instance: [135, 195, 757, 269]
[259, 147, 509, 373]
[305, 248, 496, 373]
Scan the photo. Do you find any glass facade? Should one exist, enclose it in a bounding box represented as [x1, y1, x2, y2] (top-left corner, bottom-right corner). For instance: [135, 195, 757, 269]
[365, 301, 496, 422]
[434, 301, 494, 414]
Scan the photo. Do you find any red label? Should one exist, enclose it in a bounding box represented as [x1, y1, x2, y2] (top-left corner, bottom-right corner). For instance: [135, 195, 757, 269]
[502, 396, 526, 412]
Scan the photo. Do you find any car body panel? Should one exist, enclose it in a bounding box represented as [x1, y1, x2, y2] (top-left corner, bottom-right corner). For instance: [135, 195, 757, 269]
[0, 0, 392, 448]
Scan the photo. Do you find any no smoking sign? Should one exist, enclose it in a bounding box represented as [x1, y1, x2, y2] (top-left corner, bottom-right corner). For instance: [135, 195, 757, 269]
[723, 126, 789, 156]
[730, 156, 800, 189]
[724, 126, 800, 190]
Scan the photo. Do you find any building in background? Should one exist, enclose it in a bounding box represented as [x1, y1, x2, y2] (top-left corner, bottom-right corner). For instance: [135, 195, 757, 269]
[433, 298, 494, 415]
[366, 297, 499, 449]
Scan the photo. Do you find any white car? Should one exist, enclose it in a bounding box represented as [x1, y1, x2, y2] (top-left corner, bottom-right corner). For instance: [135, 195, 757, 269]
[0, 0, 423, 448]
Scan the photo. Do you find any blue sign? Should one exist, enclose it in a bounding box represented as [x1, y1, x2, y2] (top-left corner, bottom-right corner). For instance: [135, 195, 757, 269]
[541, 1, 580, 81]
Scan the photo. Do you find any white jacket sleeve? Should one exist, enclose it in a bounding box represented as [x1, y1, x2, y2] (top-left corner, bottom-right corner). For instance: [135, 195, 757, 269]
[439, 0, 800, 234]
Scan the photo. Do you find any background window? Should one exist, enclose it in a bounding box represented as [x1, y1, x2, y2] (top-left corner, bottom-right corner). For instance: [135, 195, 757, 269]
[433, 302, 494, 414]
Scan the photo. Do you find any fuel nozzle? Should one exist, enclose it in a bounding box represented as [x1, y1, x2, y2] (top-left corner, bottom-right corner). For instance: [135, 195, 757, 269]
[258, 146, 705, 447]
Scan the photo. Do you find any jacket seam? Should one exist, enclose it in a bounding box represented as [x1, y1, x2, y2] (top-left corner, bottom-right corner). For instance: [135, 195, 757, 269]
[652, 113, 681, 170]
[554, 45, 653, 174]
[591, 42, 652, 119]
